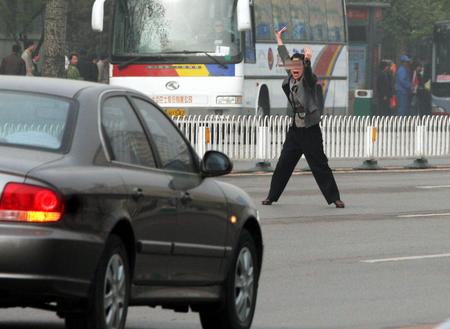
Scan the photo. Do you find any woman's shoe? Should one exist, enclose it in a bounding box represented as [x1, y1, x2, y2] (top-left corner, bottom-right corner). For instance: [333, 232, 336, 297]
[261, 199, 273, 205]
[334, 200, 345, 208]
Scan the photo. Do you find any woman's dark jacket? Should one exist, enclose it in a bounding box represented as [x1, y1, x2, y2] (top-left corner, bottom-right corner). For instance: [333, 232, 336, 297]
[278, 45, 322, 128]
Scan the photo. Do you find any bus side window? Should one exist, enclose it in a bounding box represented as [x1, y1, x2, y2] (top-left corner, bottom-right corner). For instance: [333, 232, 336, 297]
[271, 0, 291, 39]
[254, 0, 273, 41]
[326, 0, 345, 42]
[289, 0, 310, 41]
[245, 31, 256, 63]
[309, 1, 327, 41]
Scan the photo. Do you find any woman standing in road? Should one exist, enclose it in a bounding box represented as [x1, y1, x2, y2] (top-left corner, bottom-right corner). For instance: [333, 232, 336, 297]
[262, 27, 345, 208]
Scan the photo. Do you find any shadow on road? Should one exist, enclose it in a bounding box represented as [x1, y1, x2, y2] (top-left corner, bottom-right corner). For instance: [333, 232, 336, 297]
[0, 323, 62, 329]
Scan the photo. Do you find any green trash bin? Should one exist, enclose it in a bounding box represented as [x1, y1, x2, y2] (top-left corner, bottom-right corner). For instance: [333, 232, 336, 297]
[354, 89, 373, 116]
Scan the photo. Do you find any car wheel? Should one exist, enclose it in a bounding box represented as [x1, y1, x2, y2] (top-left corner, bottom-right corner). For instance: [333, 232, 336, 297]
[199, 229, 259, 329]
[65, 235, 130, 329]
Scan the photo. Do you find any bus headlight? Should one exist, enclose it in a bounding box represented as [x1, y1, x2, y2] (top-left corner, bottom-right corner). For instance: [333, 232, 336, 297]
[216, 96, 243, 105]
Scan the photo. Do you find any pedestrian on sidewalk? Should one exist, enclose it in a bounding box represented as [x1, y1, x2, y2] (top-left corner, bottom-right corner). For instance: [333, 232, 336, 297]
[261, 26, 344, 208]
[65, 53, 81, 80]
[77, 48, 98, 81]
[411, 61, 428, 116]
[86, 53, 99, 82]
[395, 55, 412, 116]
[21, 40, 37, 76]
[0, 44, 25, 75]
[376, 60, 393, 116]
[96, 52, 109, 84]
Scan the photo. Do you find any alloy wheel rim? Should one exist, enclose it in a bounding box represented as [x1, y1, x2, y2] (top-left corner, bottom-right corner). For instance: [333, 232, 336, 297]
[103, 254, 126, 329]
[234, 247, 254, 322]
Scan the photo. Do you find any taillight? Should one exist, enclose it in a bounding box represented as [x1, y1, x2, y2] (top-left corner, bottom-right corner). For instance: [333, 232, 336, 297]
[0, 183, 64, 222]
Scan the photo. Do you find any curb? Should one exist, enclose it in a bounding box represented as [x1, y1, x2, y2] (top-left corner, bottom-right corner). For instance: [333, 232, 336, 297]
[229, 165, 450, 176]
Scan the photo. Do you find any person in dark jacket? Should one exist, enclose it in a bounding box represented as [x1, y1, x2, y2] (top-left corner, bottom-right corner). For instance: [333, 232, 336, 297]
[77, 48, 98, 82]
[0, 45, 25, 75]
[262, 27, 344, 208]
[411, 61, 431, 116]
[376, 60, 393, 116]
[87, 53, 99, 82]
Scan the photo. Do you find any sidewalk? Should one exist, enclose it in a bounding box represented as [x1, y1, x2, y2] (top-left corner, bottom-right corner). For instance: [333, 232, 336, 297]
[231, 156, 450, 174]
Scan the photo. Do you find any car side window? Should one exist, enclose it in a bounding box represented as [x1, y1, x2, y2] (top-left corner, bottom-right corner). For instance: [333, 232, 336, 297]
[132, 98, 196, 173]
[101, 96, 156, 168]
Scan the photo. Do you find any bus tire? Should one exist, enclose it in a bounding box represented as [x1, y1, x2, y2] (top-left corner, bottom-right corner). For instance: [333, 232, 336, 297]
[257, 87, 270, 117]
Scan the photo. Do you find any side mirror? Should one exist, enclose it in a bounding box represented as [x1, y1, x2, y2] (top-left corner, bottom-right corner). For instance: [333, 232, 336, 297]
[237, 0, 251, 32]
[201, 151, 233, 177]
[91, 0, 106, 32]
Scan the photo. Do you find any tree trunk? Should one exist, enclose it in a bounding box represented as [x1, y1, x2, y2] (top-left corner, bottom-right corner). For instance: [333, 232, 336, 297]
[42, 0, 68, 78]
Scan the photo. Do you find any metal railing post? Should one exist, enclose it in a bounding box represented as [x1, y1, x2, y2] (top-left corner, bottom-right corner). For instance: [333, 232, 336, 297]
[355, 125, 382, 170]
[253, 116, 273, 171]
[405, 124, 433, 169]
[196, 126, 207, 158]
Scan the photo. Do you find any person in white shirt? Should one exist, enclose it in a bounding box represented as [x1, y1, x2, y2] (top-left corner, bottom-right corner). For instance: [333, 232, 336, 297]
[21, 40, 36, 76]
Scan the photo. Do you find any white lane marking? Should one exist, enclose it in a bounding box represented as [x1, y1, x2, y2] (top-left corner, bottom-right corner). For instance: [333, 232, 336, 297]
[398, 212, 450, 218]
[361, 253, 450, 264]
[417, 185, 450, 189]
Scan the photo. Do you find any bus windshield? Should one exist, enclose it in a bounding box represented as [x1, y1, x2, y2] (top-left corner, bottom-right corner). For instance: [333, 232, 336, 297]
[435, 24, 450, 82]
[113, 0, 240, 58]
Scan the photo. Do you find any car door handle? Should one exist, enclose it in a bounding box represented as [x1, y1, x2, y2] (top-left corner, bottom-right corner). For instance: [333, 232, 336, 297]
[132, 187, 144, 200]
[180, 192, 192, 205]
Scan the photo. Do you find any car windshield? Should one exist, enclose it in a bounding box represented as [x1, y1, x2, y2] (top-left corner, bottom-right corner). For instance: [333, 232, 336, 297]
[0, 91, 71, 151]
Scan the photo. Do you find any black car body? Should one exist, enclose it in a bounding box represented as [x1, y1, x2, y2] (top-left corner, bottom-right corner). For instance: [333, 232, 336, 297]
[0, 76, 263, 329]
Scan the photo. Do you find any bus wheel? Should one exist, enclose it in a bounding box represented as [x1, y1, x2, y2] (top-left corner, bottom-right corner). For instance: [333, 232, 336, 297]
[256, 88, 270, 117]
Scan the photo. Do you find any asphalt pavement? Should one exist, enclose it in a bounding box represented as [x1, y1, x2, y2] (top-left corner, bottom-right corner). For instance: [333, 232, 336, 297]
[2, 167, 450, 329]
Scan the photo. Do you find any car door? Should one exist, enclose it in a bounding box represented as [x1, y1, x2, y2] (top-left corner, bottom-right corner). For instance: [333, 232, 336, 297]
[131, 97, 229, 284]
[101, 95, 177, 284]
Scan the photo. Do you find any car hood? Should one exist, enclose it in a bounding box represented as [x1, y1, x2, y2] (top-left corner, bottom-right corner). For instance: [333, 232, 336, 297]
[0, 146, 64, 177]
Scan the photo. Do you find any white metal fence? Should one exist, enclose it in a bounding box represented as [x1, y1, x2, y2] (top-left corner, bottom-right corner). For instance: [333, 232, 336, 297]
[173, 115, 450, 161]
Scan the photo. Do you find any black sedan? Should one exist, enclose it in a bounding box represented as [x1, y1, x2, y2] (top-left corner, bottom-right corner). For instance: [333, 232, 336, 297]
[0, 76, 263, 329]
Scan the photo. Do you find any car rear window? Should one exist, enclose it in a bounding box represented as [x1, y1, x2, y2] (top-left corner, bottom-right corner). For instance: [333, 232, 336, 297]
[0, 91, 71, 151]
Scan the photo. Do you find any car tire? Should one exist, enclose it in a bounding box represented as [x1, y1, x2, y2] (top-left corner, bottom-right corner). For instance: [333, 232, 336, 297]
[65, 235, 130, 329]
[199, 229, 259, 329]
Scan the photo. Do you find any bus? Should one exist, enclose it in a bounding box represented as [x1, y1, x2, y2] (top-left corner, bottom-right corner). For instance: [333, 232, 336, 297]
[431, 20, 450, 114]
[91, 0, 348, 116]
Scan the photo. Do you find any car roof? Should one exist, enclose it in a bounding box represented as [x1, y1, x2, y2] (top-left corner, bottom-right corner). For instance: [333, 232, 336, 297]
[0, 76, 130, 99]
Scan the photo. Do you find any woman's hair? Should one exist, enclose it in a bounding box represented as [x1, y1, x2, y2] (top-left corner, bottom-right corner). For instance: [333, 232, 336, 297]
[290, 52, 304, 61]
[24, 40, 34, 49]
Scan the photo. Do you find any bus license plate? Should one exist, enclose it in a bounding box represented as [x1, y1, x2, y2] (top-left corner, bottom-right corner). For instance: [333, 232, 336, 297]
[165, 108, 186, 117]
[153, 95, 193, 104]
